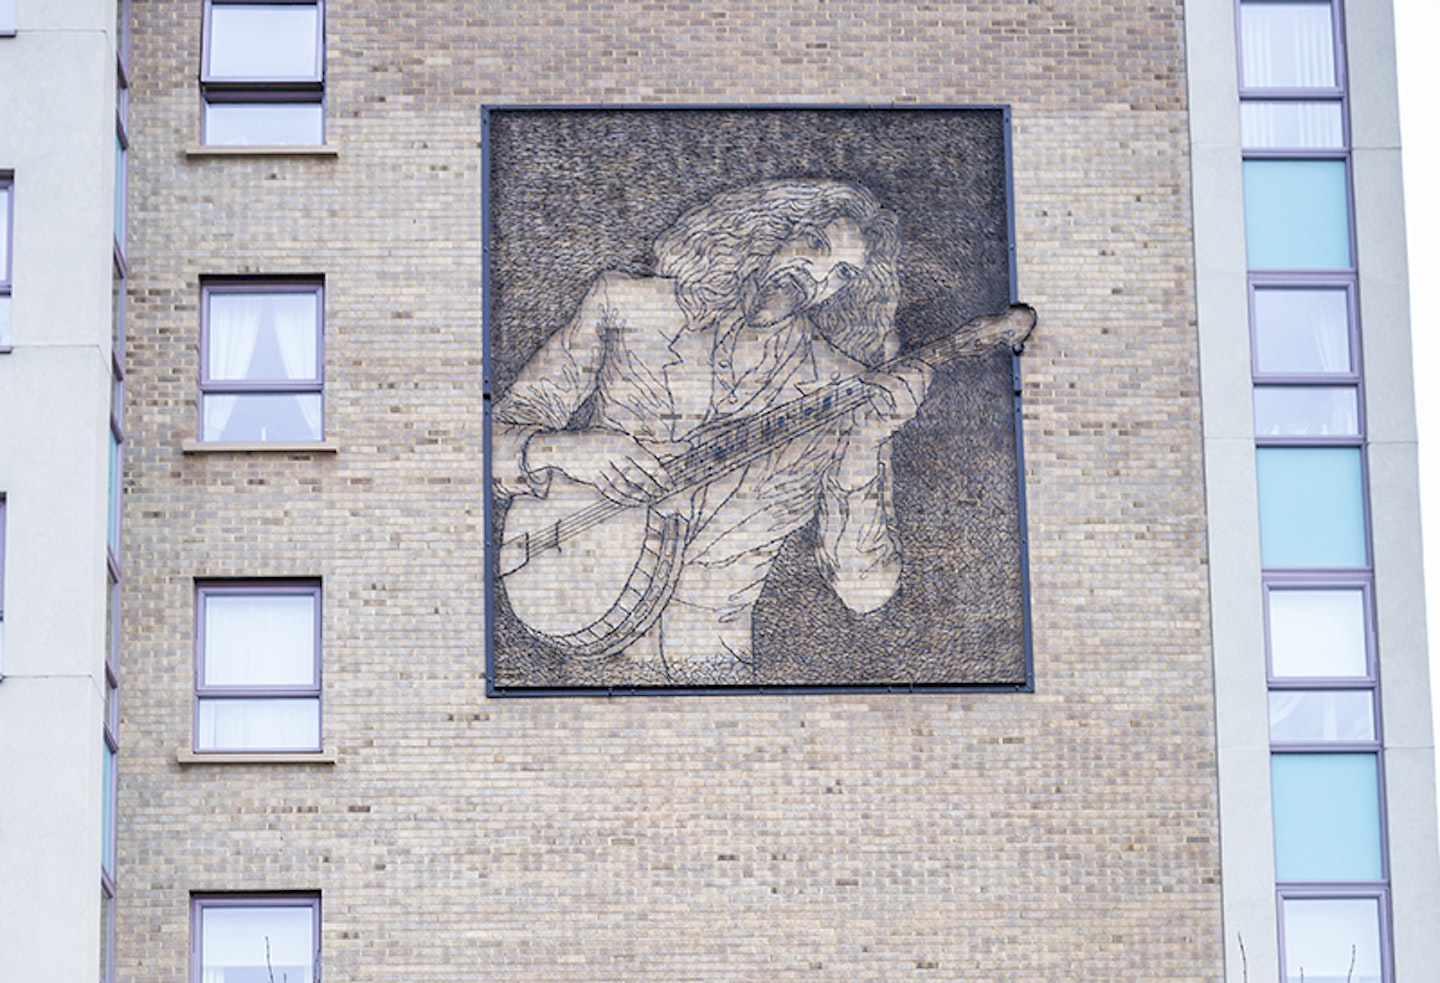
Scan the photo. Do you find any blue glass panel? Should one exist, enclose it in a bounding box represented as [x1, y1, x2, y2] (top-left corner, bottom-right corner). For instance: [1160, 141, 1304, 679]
[1272, 753, 1383, 880]
[114, 134, 125, 244]
[1256, 447, 1366, 567]
[1244, 160, 1351, 270]
[107, 431, 121, 557]
[101, 745, 116, 875]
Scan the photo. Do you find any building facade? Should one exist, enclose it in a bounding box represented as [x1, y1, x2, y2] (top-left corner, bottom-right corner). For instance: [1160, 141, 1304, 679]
[0, 0, 1434, 980]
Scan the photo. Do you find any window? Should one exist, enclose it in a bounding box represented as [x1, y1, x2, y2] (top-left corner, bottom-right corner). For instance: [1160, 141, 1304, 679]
[200, 281, 323, 443]
[192, 895, 319, 983]
[1239, 2, 1339, 89]
[1255, 446, 1367, 567]
[1243, 159, 1352, 270]
[201, 1, 324, 146]
[195, 583, 321, 752]
[0, 0, 13, 36]
[1, 177, 12, 349]
[1280, 894, 1387, 983]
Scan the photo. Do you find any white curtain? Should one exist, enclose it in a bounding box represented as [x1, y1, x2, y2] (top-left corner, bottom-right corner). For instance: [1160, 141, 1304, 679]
[271, 293, 322, 437]
[205, 294, 263, 440]
[198, 697, 319, 751]
[204, 593, 315, 686]
[1241, 4, 1335, 88]
[1240, 102, 1342, 150]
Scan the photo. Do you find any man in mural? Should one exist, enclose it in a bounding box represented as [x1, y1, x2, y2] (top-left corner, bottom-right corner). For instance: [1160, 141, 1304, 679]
[491, 180, 931, 678]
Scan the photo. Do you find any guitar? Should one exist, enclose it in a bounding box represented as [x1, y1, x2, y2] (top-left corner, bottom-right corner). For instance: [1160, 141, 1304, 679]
[496, 304, 1036, 658]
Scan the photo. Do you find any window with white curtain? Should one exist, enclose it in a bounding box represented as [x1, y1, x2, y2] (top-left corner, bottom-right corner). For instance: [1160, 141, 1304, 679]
[200, 280, 323, 442]
[195, 583, 321, 752]
[193, 895, 319, 983]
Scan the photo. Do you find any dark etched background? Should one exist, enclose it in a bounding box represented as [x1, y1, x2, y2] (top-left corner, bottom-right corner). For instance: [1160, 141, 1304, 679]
[485, 108, 1027, 689]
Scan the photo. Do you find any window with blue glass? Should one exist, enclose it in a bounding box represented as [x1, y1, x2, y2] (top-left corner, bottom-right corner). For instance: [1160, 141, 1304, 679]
[1255, 447, 1367, 568]
[1243, 160, 1352, 270]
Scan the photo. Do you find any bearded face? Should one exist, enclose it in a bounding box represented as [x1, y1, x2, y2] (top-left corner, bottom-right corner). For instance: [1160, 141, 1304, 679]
[744, 217, 869, 329]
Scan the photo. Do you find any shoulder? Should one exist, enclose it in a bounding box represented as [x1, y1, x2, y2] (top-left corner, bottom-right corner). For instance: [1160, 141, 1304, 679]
[580, 273, 685, 339]
[588, 272, 680, 307]
[811, 332, 870, 378]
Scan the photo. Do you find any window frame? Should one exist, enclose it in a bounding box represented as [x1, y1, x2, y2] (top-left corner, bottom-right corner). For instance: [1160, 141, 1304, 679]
[1235, 0, 1347, 100]
[1, 175, 13, 352]
[199, 0, 325, 147]
[1276, 887, 1392, 983]
[198, 278, 325, 444]
[193, 580, 323, 754]
[190, 893, 321, 983]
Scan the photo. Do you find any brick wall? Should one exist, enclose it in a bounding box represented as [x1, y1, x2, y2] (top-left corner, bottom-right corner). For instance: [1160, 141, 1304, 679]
[118, 1, 1221, 979]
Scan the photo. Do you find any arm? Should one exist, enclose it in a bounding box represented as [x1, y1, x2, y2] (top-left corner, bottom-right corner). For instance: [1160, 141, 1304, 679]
[491, 274, 677, 504]
[812, 339, 931, 613]
[490, 278, 610, 499]
[816, 444, 903, 613]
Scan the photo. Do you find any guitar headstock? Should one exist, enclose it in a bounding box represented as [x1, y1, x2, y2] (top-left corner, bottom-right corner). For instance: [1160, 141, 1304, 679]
[913, 303, 1038, 367]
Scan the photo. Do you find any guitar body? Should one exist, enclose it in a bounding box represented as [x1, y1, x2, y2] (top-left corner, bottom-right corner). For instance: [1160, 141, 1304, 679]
[499, 475, 688, 658]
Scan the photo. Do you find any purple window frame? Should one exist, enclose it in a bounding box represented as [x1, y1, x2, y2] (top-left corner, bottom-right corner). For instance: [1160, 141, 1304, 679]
[1, 176, 13, 353]
[1276, 886, 1392, 983]
[1263, 572, 1376, 683]
[1247, 275, 1361, 383]
[199, 0, 325, 145]
[1241, 154, 1358, 278]
[190, 893, 321, 983]
[193, 580, 323, 753]
[1235, 0, 1347, 101]
[198, 278, 325, 442]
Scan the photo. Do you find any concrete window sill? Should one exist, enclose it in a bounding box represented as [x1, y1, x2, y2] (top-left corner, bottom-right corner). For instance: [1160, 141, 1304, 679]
[177, 749, 337, 765]
[182, 440, 339, 454]
[185, 145, 339, 158]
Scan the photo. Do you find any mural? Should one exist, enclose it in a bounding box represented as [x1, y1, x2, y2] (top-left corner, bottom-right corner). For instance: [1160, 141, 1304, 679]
[485, 108, 1034, 691]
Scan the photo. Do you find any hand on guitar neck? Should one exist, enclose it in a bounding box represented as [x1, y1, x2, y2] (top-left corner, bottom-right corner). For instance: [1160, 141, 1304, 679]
[523, 430, 692, 507]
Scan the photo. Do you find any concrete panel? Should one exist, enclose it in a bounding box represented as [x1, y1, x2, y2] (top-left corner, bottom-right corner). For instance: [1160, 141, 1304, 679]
[0, 29, 117, 350]
[1343, 0, 1402, 152]
[1353, 148, 1418, 443]
[12, 0, 114, 34]
[0, 674, 104, 983]
[1216, 746, 1279, 983]
[1368, 443, 1435, 747]
[0, 345, 113, 678]
[1384, 748, 1440, 981]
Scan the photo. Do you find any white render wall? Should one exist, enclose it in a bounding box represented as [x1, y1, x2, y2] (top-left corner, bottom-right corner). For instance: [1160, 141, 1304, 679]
[0, 1, 120, 981]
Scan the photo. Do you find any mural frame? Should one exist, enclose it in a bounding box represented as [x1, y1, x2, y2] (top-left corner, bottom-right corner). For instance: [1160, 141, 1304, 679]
[482, 105, 1033, 697]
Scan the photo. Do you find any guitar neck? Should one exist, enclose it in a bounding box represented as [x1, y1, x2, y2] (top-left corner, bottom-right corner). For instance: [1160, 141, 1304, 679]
[660, 304, 1035, 494]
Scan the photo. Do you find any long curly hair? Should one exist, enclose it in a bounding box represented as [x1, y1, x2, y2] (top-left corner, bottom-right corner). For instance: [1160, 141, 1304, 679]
[652, 180, 901, 366]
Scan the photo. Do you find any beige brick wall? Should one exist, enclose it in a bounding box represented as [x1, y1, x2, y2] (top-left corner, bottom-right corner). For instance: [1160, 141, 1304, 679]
[118, 1, 1221, 980]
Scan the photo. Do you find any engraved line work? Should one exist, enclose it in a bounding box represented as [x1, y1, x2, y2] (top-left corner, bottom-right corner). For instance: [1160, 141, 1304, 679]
[491, 180, 1033, 678]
